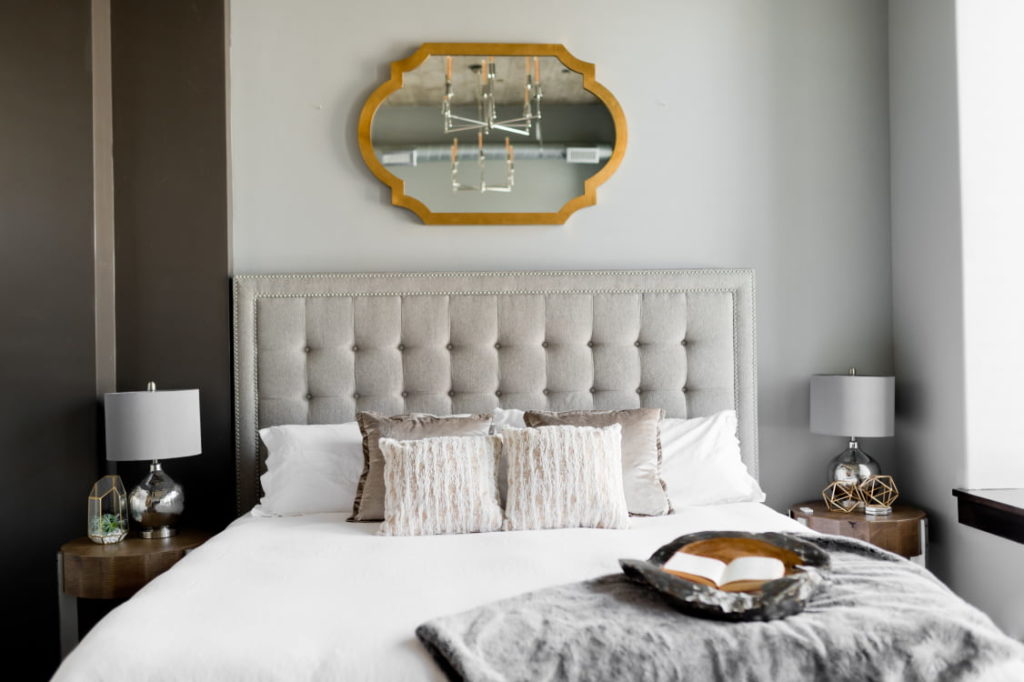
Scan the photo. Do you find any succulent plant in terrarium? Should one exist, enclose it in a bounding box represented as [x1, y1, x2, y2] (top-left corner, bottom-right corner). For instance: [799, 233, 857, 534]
[91, 513, 123, 536]
[88, 475, 129, 544]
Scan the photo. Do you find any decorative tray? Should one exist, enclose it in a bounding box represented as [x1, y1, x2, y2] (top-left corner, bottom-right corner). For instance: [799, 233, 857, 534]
[619, 531, 830, 621]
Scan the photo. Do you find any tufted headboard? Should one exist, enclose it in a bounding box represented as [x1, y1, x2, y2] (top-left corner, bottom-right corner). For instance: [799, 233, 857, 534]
[233, 269, 757, 514]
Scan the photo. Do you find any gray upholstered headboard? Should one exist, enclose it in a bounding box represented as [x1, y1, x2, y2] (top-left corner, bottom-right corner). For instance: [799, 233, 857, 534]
[233, 269, 757, 514]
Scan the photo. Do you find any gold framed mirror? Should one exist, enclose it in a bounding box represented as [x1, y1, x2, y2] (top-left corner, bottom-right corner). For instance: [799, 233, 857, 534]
[357, 43, 627, 225]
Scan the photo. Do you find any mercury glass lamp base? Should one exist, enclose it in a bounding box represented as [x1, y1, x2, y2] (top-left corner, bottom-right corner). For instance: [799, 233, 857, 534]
[129, 460, 185, 540]
[139, 526, 178, 539]
[827, 445, 880, 486]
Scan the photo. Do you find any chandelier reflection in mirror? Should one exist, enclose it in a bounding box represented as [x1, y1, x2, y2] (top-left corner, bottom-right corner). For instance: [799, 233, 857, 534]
[443, 55, 541, 193]
[451, 133, 514, 193]
[443, 56, 543, 139]
[358, 43, 627, 224]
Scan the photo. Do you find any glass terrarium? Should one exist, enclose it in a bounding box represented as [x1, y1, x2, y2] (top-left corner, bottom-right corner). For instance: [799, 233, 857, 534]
[88, 474, 129, 544]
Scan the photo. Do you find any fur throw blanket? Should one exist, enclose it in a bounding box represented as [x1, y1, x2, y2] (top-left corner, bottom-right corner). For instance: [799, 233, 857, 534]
[417, 534, 1024, 682]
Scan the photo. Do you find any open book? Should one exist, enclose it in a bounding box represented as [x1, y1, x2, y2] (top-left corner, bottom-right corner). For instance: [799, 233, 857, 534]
[662, 552, 786, 589]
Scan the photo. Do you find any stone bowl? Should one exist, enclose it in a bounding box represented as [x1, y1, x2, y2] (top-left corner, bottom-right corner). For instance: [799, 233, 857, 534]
[619, 531, 830, 622]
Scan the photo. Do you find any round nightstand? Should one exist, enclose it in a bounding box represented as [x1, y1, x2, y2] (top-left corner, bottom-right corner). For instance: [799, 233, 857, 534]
[58, 529, 212, 656]
[789, 501, 927, 563]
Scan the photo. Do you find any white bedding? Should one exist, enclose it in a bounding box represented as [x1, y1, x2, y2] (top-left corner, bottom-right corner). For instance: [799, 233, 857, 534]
[54, 503, 808, 682]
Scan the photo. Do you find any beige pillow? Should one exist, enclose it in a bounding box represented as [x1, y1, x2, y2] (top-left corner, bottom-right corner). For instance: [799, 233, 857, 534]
[524, 408, 671, 516]
[502, 424, 630, 531]
[377, 435, 503, 536]
[350, 412, 492, 521]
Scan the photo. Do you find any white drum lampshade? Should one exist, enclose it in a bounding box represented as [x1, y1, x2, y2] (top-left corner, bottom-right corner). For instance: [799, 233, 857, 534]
[104, 383, 201, 537]
[810, 374, 895, 439]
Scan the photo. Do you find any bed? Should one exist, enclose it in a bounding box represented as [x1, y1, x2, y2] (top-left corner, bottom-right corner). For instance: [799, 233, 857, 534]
[53, 270, 1024, 681]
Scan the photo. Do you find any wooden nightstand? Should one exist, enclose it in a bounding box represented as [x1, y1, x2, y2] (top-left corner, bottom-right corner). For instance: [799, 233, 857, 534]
[57, 529, 212, 657]
[789, 501, 927, 565]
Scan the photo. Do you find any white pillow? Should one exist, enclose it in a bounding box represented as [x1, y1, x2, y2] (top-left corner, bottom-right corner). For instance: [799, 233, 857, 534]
[501, 424, 630, 531]
[488, 408, 526, 503]
[659, 410, 765, 507]
[257, 422, 365, 515]
[490, 407, 526, 432]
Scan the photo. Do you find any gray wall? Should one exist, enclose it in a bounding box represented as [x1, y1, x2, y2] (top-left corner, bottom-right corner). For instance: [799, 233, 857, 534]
[229, 0, 895, 509]
[0, 1, 99, 677]
[890, 0, 1024, 638]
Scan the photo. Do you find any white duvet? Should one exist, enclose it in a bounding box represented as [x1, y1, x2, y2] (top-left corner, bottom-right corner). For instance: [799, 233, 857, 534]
[54, 503, 808, 682]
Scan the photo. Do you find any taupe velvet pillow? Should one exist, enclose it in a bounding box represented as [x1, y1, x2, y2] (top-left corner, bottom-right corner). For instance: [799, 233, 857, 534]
[523, 408, 671, 516]
[350, 412, 493, 521]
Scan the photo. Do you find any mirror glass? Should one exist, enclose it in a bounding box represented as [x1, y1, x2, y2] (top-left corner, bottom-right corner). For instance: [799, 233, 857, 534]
[358, 45, 626, 224]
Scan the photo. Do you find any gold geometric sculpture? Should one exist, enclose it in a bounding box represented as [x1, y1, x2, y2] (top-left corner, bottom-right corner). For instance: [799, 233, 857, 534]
[821, 481, 863, 513]
[859, 475, 899, 516]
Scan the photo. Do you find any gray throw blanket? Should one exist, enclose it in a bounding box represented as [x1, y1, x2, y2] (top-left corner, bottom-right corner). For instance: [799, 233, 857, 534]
[416, 534, 1024, 682]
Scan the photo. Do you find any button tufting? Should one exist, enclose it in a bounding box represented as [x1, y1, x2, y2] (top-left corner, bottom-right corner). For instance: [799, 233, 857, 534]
[636, 388, 642, 394]
[305, 393, 313, 400]
[303, 346, 311, 353]
[495, 390, 502, 397]
[681, 339, 688, 346]
[682, 386, 688, 393]
[542, 388, 550, 396]
[589, 387, 596, 394]
[634, 340, 642, 347]
[494, 342, 502, 350]
[541, 341, 549, 348]
[398, 344, 405, 351]
[401, 391, 409, 398]
[353, 393, 360, 399]
[351, 345, 359, 352]
[448, 390, 456, 397]
[587, 340, 594, 348]
[446, 343, 454, 351]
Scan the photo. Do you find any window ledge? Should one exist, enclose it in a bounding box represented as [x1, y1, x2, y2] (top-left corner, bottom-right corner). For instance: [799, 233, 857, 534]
[953, 488, 1024, 544]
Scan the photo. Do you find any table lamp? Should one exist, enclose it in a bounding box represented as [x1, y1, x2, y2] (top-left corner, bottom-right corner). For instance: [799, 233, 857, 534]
[104, 382, 201, 538]
[810, 369, 894, 487]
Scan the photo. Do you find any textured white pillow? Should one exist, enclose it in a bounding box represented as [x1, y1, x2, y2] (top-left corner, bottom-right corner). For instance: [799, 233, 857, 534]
[377, 435, 503, 536]
[257, 422, 365, 515]
[660, 410, 765, 507]
[502, 424, 630, 531]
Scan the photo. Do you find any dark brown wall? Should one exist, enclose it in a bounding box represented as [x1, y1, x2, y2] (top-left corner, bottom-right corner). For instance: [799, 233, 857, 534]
[0, 2, 229, 675]
[0, 1, 230, 677]
[111, 0, 232, 530]
[0, 1, 99, 678]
